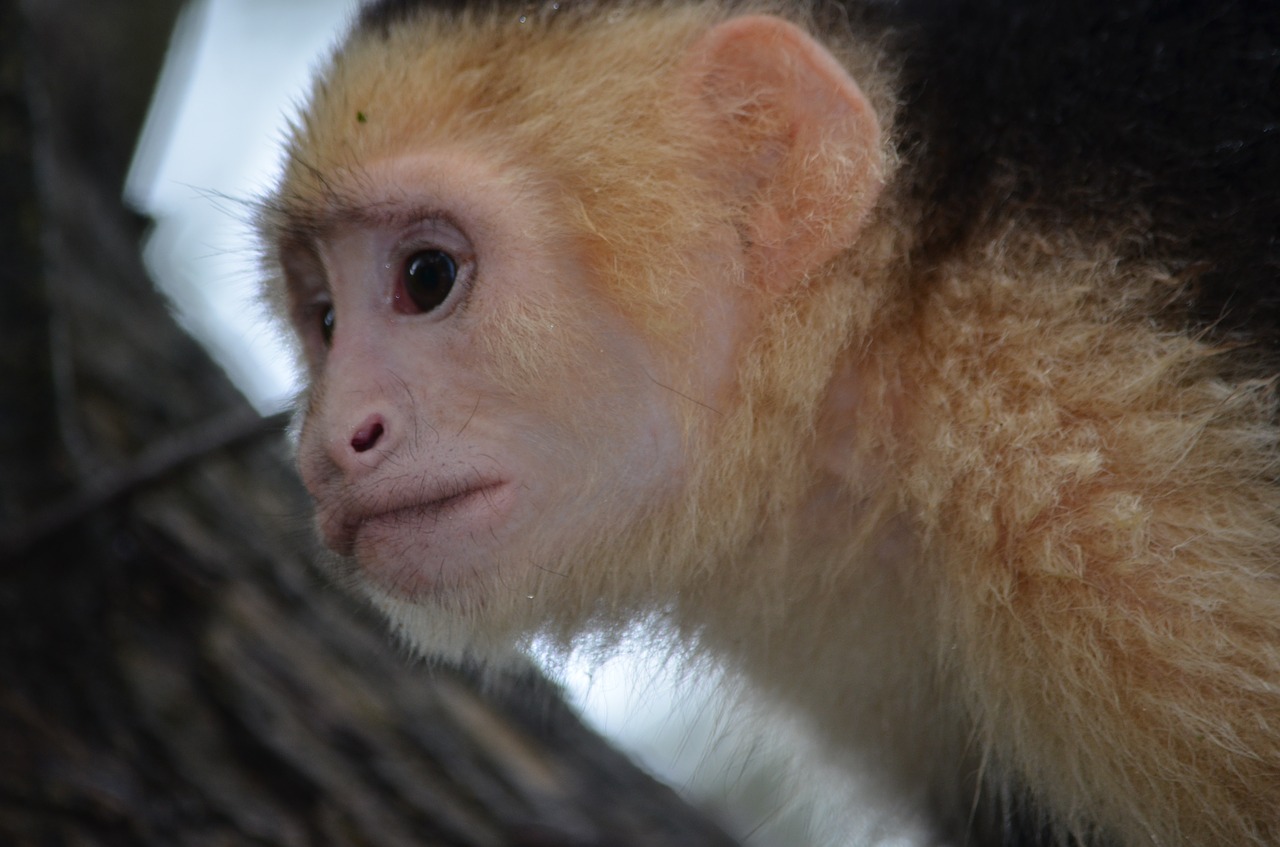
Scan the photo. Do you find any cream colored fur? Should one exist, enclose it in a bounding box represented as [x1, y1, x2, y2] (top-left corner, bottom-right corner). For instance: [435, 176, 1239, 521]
[263, 2, 1280, 844]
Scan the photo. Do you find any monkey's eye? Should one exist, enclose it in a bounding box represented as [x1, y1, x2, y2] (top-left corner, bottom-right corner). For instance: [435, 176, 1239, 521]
[320, 305, 335, 346]
[396, 249, 458, 314]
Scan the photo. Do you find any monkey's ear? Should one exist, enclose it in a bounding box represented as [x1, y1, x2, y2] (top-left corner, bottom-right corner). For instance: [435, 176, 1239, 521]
[682, 15, 884, 289]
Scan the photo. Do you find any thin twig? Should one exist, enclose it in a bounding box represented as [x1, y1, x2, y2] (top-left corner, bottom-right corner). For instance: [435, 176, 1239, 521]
[2, 407, 293, 561]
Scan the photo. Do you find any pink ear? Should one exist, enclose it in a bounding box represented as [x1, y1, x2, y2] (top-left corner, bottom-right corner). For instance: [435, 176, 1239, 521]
[683, 15, 884, 290]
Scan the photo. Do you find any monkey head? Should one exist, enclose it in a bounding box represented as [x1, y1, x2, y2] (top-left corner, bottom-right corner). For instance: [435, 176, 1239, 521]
[261, 5, 888, 659]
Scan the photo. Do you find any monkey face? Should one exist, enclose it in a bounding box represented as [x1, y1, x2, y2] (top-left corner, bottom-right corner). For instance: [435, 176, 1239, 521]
[262, 3, 884, 655]
[283, 150, 728, 620]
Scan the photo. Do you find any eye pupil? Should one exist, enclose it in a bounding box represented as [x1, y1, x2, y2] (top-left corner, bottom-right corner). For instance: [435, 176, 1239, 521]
[403, 249, 457, 312]
[321, 307, 335, 346]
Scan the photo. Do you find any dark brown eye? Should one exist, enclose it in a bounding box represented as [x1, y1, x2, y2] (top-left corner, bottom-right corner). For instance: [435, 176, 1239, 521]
[400, 249, 457, 313]
[320, 305, 335, 346]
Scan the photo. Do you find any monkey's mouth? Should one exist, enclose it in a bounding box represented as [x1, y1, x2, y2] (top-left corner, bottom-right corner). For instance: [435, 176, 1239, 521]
[323, 480, 511, 561]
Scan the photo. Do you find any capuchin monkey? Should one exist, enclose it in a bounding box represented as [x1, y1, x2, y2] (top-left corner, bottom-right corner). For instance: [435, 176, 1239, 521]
[257, 0, 1280, 843]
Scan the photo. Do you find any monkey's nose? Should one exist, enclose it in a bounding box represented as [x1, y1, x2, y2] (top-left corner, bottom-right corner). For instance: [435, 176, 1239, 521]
[350, 415, 386, 453]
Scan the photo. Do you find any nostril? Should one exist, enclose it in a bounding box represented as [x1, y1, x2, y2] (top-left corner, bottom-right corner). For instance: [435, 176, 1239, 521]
[351, 418, 385, 453]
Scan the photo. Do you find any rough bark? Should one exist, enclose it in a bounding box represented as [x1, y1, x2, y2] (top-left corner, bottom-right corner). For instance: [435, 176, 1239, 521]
[0, 2, 738, 844]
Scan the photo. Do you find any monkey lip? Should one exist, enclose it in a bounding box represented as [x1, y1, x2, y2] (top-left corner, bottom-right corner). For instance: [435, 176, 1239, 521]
[324, 480, 512, 560]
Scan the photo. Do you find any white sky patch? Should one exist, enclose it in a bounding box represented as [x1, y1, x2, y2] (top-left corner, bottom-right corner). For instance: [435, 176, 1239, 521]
[126, 0, 359, 413]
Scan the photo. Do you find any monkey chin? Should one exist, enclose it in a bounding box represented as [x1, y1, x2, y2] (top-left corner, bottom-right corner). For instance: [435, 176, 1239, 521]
[331, 480, 519, 603]
[344, 532, 565, 668]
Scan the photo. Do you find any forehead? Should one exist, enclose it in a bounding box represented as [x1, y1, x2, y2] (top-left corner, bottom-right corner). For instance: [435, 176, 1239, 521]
[273, 4, 713, 207]
[269, 149, 538, 244]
